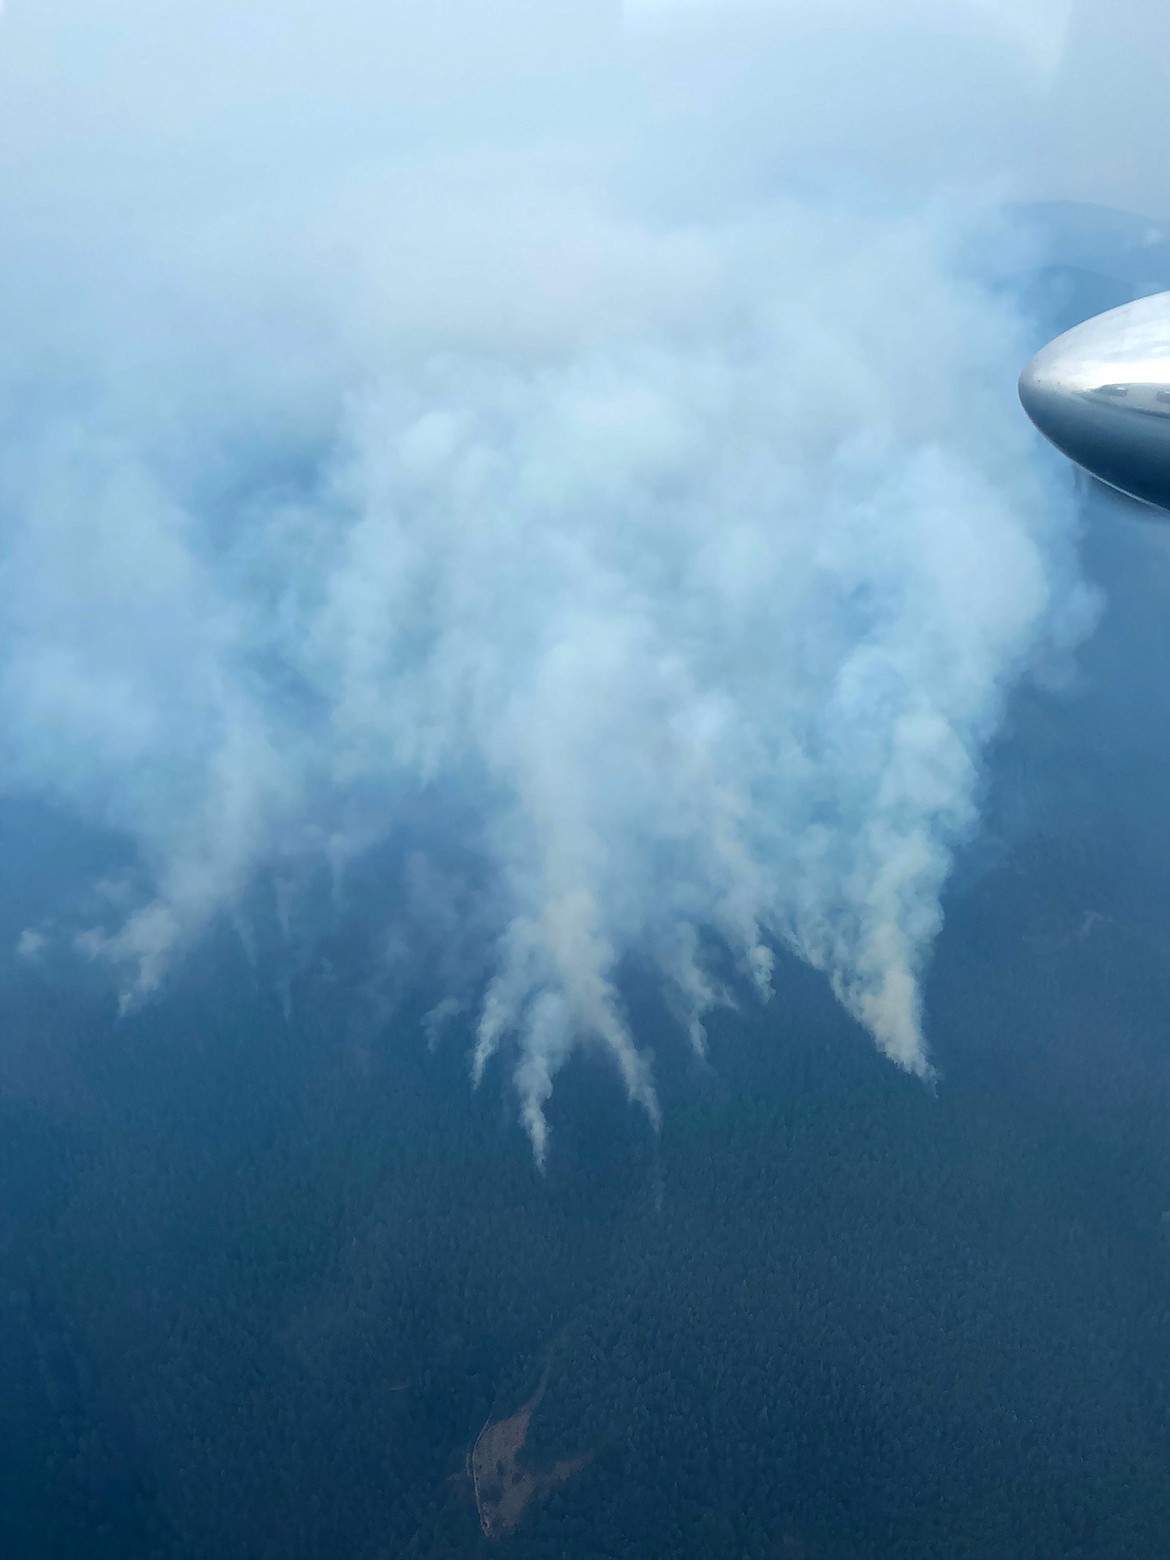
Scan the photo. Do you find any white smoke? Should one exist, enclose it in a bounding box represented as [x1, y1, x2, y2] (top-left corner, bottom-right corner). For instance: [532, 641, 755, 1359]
[0, 1, 1095, 1159]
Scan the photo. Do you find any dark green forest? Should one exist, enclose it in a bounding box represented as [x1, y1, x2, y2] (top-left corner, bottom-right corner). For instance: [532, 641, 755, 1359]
[6, 497, 1170, 1560]
[7, 247, 1170, 1560]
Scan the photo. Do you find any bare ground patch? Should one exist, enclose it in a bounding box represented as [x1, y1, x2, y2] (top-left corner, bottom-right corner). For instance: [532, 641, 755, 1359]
[469, 1376, 590, 1539]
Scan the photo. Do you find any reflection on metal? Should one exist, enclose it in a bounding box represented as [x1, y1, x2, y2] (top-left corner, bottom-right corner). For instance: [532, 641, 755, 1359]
[1019, 291, 1170, 513]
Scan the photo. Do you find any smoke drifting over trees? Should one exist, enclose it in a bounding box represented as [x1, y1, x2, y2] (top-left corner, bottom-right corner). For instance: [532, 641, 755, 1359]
[0, 1, 1096, 1151]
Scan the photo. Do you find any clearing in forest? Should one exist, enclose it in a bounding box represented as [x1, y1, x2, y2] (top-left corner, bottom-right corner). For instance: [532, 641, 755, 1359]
[469, 1375, 590, 1538]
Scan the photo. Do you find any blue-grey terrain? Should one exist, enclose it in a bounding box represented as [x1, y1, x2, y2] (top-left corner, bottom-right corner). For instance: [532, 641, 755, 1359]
[5, 5, 1170, 1557]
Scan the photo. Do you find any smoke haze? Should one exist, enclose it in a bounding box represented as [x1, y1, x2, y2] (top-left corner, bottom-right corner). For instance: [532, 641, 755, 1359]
[0, 1, 1096, 1157]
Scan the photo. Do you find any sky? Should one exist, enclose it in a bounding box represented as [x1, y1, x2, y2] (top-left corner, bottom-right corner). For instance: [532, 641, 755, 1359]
[0, 0, 1115, 1157]
[1036, 0, 1170, 220]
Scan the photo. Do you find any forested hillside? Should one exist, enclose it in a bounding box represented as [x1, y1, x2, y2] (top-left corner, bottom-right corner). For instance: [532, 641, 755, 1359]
[5, 494, 1170, 1560]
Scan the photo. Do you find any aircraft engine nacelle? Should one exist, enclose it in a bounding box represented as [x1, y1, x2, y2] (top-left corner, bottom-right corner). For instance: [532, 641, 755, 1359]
[1019, 291, 1170, 515]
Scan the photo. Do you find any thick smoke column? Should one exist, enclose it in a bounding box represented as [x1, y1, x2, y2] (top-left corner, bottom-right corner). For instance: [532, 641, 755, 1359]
[0, 1, 1093, 1158]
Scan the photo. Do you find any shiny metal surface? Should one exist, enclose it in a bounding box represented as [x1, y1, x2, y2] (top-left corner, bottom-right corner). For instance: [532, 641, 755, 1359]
[1019, 291, 1170, 513]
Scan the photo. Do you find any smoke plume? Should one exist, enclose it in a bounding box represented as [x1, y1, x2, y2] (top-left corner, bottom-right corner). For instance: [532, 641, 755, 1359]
[0, 0, 1094, 1158]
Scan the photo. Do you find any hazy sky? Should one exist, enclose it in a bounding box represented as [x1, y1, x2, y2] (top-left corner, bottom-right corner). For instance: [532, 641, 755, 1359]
[1038, 0, 1170, 220]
